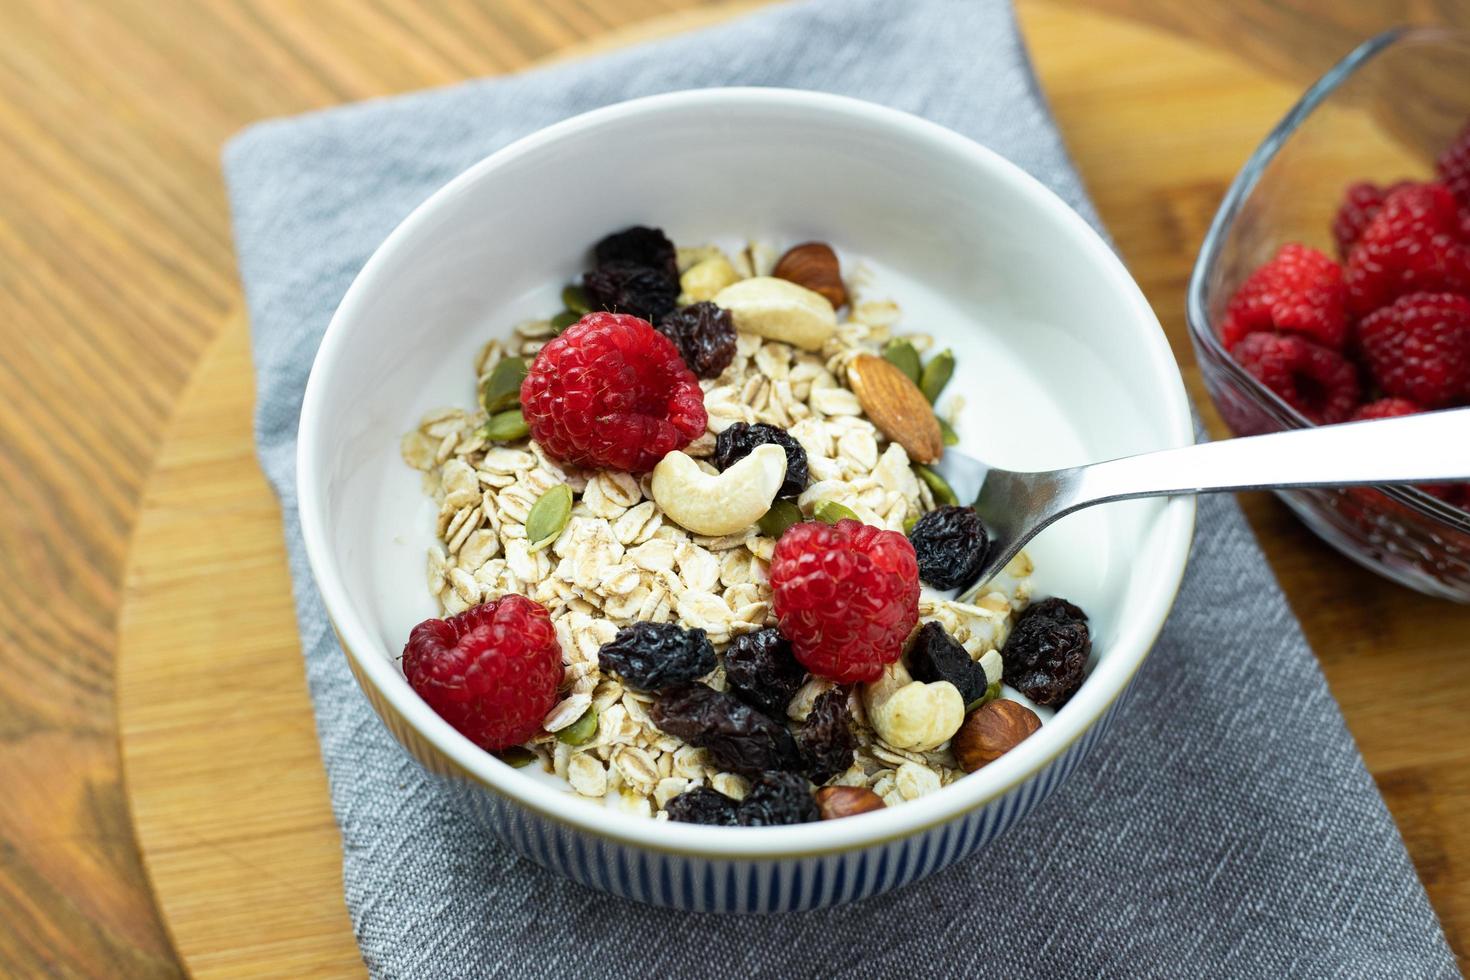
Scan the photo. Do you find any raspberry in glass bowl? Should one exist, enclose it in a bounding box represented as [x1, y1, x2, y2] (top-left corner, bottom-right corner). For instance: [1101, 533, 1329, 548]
[1187, 27, 1470, 601]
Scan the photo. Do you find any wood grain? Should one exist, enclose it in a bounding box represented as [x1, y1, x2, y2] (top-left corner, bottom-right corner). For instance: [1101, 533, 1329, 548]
[0, 1, 732, 976]
[119, 315, 362, 977]
[2, 0, 1468, 977]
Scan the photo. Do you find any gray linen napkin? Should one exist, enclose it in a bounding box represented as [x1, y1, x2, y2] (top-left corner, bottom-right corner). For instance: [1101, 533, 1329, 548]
[224, 1, 1457, 976]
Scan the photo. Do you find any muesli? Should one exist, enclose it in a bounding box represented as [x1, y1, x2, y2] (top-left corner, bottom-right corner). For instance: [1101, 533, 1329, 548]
[398, 226, 1091, 824]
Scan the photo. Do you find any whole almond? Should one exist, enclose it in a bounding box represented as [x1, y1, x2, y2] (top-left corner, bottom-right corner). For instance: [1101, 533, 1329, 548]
[814, 785, 886, 820]
[773, 242, 847, 308]
[845, 353, 944, 464]
[952, 699, 1042, 772]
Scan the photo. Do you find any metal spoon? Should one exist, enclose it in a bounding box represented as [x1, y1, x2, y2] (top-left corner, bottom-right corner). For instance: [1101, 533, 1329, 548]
[932, 406, 1470, 599]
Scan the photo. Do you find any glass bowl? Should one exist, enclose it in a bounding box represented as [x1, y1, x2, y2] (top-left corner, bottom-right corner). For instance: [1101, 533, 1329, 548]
[1187, 26, 1470, 602]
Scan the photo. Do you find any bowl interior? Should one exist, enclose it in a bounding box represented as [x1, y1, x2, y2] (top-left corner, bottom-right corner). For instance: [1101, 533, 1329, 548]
[300, 89, 1194, 853]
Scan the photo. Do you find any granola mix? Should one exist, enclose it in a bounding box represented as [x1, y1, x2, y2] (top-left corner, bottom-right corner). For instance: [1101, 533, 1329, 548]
[398, 229, 1081, 824]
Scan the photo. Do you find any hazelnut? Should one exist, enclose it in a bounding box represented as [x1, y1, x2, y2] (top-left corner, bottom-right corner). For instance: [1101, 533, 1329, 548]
[952, 699, 1041, 772]
[773, 241, 847, 308]
[815, 785, 886, 820]
[862, 663, 965, 752]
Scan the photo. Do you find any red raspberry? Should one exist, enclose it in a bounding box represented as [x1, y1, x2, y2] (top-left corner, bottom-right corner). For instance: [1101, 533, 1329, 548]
[1421, 483, 1465, 505]
[402, 595, 563, 752]
[1349, 397, 1422, 421]
[1331, 180, 1412, 257]
[1357, 292, 1470, 409]
[1438, 121, 1470, 210]
[769, 519, 919, 684]
[1344, 183, 1470, 316]
[521, 312, 707, 472]
[1231, 331, 1362, 424]
[1219, 243, 1346, 350]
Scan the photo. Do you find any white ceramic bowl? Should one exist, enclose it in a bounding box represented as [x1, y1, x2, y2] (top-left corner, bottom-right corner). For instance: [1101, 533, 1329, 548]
[299, 88, 1194, 913]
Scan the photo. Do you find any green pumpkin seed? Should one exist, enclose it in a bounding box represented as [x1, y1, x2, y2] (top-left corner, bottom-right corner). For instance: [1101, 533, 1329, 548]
[481, 356, 528, 415]
[813, 499, 860, 524]
[496, 746, 536, 768]
[526, 483, 573, 552]
[557, 707, 598, 746]
[561, 284, 591, 315]
[914, 464, 958, 507]
[481, 408, 529, 443]
[757, 499, 803, 538]
[919, 348, 954, 403]
[550, 309, 580, 333]
[881, 338, 922, 383]
[903, 513, 919, 535]
[936, 415, 959, 446]
[965, 682, 1003, 714]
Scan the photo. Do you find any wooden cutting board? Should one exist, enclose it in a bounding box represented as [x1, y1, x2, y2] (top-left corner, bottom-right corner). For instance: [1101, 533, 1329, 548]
[115, 3, 1468, 976]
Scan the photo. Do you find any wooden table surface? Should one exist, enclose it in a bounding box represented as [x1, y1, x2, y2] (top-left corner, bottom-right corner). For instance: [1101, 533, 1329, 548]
[3, 1, 1468, 976]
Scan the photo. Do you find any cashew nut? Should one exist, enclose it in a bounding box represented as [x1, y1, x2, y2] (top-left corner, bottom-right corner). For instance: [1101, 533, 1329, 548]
[680, 255, 740, 303]
[863, 662, 965, 751]
[786, 676, 837, 722]
[978, 649, 1003, 686]
[650, 444, 787, 536]
[712, 276, 837, 351]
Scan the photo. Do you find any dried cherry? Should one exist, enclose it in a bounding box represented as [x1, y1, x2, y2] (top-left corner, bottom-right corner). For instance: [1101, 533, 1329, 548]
[908, 505, 989, 590]
[1001, 597, 1091, 707]
[723, 628, 806, 719]
[657, 301, 737, 378]
[583, 262, 679, 322]
[650, 683, 802, 775]
[907, 621, 988, 705]
[736, 771, 818, 826]
[593, 226, 678, 281]
[666, 786, 739, 826]
[598, 622, 716, 692]
[713, 422, 808, 498]
[795, 687, 855, 784]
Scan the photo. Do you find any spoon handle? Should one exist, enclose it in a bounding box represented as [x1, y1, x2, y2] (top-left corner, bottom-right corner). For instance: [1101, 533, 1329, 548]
[1068, 406, 1470, 505]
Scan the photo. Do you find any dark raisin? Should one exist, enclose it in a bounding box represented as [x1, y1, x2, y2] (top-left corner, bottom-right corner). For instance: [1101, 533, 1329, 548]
[908, 505, 989, 590]
[907, 621, 988, 705]
[1001, 597, 1091, 707]
[657, 302, 738, 379]
[736, 771, 819, 826]
[583, 261, 679, 322]
[650, 683, 802, 775]
[723, 628, 806, 718]
[713, 422, 809, 498]
[593, 226, 678, 281]
[796, 688, 855, 784]
[665, 786, 740, 826]
[598, 622, 716, 692]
